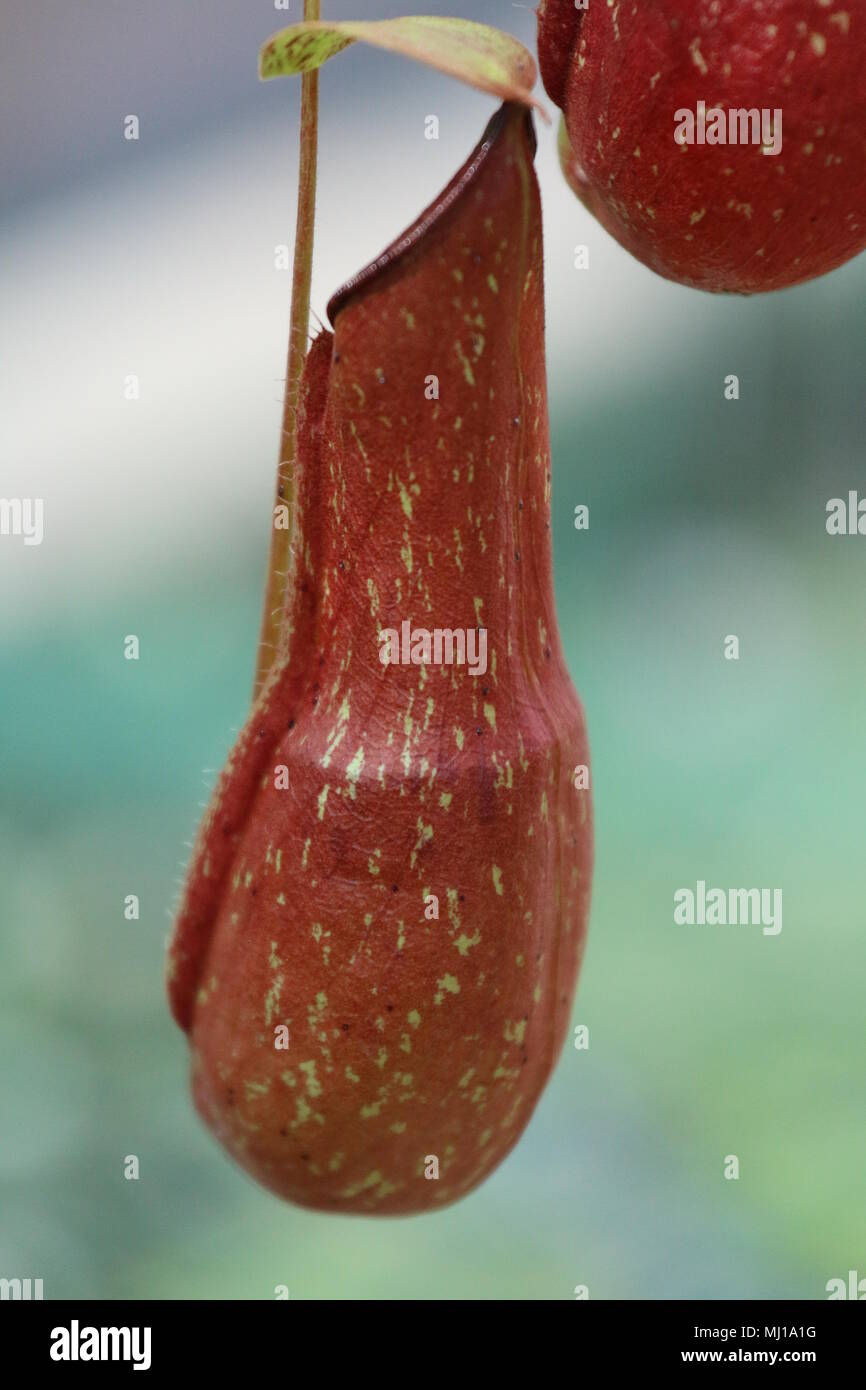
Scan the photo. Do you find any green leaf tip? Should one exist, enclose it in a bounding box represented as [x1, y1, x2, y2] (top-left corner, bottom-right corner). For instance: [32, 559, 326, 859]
[258, 15, 548, 121]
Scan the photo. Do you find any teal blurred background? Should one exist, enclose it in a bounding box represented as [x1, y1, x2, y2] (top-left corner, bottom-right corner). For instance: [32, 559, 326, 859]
[2, 2, 864, 1299]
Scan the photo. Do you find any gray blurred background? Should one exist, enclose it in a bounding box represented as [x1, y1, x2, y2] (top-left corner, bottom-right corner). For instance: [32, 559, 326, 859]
[1, 0, 864, 1299]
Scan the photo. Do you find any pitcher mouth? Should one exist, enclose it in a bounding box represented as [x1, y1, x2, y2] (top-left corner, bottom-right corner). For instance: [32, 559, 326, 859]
[327, 102, 536, 325]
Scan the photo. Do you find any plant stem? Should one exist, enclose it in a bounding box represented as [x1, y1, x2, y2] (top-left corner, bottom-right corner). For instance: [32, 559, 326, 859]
[254, 0, 321, 698]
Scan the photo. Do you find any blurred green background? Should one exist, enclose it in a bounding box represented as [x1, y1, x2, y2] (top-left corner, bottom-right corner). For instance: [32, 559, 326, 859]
[2, 2, 864, 1299]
